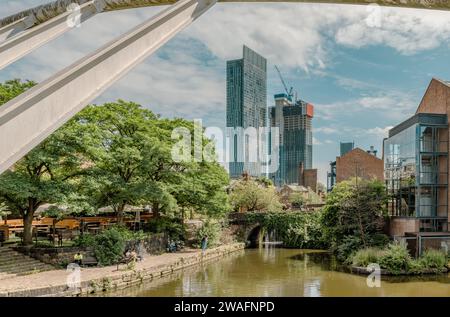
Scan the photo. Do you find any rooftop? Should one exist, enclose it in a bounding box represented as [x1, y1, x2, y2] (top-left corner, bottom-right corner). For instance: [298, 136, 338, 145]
[388, 113, 448, 138]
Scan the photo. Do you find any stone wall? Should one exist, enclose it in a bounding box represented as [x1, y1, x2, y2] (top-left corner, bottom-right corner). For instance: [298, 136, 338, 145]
[14, 246, 93, 267]
[15, 233, 168, 267]
[1, 243, 246, 297]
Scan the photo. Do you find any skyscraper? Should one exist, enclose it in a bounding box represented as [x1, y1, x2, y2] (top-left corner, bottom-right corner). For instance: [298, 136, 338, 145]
[270, 93, 314, 186]
[226, 45, 267, 178]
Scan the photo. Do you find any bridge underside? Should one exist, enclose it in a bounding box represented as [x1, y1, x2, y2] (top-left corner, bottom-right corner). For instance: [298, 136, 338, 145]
[2, 0, 449, 33]
[0, 0, 449, 175]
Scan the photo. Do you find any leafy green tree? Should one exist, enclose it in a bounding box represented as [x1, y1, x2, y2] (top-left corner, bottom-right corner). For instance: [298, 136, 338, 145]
[321, 178, 388, 260]
[0, 79, 35, 105]
[230, 178, 282, 212]
[0, 79, 91, 245]
[77, 101, 230, 223]
[73, 101, 177, 223]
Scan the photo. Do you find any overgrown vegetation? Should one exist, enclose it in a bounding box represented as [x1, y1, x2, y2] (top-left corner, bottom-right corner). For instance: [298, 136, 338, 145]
[246, 212, 326, 249]
[351, 242, 448, 275]
[193, 220, 222, 248]
[229, 177, 282, 212]
[321, 178, 389, 261]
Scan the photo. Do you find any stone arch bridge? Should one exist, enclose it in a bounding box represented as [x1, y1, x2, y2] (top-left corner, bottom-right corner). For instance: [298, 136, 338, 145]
[228, 212, 266, 247]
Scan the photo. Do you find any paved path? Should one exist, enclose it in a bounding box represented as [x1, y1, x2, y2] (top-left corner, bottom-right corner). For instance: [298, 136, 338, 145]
[0, 244, 244, 296]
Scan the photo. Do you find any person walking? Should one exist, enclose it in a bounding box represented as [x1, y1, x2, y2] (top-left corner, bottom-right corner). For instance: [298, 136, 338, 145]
[201, 235, 208, 255]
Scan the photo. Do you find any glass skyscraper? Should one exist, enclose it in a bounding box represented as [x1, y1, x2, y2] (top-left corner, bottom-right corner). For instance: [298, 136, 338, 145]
[226, 45, 267, 178]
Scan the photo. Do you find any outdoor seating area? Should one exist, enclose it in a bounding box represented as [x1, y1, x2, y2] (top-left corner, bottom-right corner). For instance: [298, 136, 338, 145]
[1, 214, 153, 247]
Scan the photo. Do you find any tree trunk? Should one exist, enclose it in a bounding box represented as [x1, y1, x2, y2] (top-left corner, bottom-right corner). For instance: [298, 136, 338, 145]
[152, 203, 160, 218]
[22, 211, 34, 246]
[117, 203, 126, 225]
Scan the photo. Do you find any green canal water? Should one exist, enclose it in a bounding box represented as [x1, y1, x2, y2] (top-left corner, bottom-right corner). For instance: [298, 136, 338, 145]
[107, 248, 450, 297]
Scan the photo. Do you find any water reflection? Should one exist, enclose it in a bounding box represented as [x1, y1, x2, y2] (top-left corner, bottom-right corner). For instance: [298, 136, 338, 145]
[101, 249, 450, 297]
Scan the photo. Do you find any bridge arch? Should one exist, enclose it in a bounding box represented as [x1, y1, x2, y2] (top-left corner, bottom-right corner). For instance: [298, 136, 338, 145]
[246, 224, 263, 248]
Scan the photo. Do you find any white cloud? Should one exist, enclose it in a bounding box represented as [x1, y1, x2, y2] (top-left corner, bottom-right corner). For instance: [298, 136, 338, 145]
[187, 3, 450, 72]
[314, 127, 338, 134]
[366, 126, 393, 139]
[315, 91, 416, 122]
[334, 6, 450, 55]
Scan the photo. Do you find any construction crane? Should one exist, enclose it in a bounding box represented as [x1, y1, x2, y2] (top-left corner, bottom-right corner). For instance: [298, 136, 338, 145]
[274, 65, 295, 101]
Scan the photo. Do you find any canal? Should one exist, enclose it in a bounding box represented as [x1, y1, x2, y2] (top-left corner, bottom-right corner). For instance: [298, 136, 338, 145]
[106, 248, 450, 297]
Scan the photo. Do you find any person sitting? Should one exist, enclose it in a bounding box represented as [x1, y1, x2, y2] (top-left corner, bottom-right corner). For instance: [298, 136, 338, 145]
[73, 252, 83, 266]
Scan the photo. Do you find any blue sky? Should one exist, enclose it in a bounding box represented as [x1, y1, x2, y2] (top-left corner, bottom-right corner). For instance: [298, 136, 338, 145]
[2, 1, 450, 184]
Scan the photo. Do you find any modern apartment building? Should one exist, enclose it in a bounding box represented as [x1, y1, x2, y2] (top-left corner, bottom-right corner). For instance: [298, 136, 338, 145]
[384, 78, 450, 236]
[226, 45, 267, 178]
[269, 93, 314, 186]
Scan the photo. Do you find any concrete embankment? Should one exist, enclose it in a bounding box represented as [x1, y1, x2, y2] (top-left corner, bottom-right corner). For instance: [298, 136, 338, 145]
[0, 243, 245, 297]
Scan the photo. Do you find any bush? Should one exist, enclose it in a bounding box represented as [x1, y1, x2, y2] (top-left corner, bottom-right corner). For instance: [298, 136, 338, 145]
[73, 234, 96, 247]
[379, 242, 412, 274]
[419, 249, 447, 269]
[93, 227, 126, 266]
[335, 235, 363, 262]
[194, 220, 221, 249]
[350, 248, 382, 267]
[368, 234, 390, 248]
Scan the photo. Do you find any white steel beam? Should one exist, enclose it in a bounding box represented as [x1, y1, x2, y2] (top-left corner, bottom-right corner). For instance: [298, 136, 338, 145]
[0, 0, 106, 70]
[0, 0, 216, 174]
[1, 0, 449, 70]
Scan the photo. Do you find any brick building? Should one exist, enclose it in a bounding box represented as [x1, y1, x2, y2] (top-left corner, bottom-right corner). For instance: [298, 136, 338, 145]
[335, 147, 384, 183]
[298, 162, 317, 192]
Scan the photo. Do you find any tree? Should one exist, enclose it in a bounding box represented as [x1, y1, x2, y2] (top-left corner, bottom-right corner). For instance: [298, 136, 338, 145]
[73, 101, 174, 223]
[77, 101, 230, 223]
[289, 192, 305, 209]
[321, 178, 388, 260]
[229, 178, 282, 212]
[0, 79, 92, 245]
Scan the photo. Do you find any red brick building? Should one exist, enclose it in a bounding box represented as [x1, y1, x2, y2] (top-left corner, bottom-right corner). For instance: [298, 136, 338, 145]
[335, 148, 384, 183]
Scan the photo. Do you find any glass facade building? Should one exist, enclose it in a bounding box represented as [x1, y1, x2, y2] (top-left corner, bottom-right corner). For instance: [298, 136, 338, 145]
[384, 113, 449, 232]
[269, 94, 313, 186]
[226, 45, 267, 178]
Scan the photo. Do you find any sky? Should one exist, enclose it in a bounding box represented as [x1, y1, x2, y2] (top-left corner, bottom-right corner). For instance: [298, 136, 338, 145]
[2, 1, 450, 184]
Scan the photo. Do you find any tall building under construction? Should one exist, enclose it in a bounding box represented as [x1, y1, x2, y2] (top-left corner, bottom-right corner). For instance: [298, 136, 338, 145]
[269, 93, 314, 186]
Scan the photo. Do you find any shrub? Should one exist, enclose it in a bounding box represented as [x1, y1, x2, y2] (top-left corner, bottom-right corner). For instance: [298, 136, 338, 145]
[408, 259, 425, 274]
[335, 235, 363, 262]
[194, 220, 221, 249]
[351, 248, 382, 267]
[73, 234, 96, 247]
[419, 249, 447, 269]
[368, 234, 390, 248]
[379, 242, 412, 274]
[93, 227, 126, 266]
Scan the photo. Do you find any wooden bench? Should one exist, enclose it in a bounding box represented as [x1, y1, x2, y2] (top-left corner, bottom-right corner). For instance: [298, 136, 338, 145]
[81, 254, 98, 267]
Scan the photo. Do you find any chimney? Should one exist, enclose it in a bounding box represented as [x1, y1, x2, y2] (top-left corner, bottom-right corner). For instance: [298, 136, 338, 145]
[367, 145, 377, 157]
